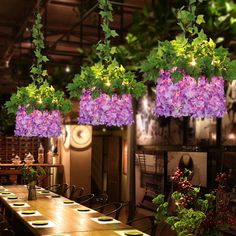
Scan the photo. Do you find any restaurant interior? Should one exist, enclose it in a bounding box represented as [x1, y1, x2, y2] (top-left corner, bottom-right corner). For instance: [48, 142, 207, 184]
[0, 0, 236, 235]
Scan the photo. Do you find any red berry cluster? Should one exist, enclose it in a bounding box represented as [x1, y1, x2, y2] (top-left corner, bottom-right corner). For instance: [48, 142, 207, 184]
[171, 168, 194, 208]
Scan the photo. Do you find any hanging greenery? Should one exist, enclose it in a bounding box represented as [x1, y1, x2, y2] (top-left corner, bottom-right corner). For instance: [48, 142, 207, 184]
[67, 0, 146, 126]
[141, 0, 236, 82]
[139, 0, 234, 118]
[5, 13, 71, 115]
[67, 0, 146, 99]
[5, 12, 71, 137]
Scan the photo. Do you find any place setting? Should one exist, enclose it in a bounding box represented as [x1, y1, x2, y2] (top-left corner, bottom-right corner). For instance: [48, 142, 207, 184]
[28, 220, 56, 228]
[115, 230, 149, 236]
[73, 206, 97, 214]
[9, 202, 30, 208]
[90, 216, 121, 224]
[18, 210, 42, 217]
[4, 195, 18, 201]
[62, 200, 78, 205]
[37, 190, 51, 195]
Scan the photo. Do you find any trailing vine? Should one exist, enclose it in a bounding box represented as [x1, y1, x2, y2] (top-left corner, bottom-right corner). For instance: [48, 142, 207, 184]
[67, 0, 146, 99]
[5, 12, 71, 114]
[141, 0, 236, 82]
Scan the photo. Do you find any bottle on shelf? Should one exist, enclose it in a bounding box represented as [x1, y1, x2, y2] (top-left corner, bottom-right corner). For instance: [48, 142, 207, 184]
[38, 143, 44, 164]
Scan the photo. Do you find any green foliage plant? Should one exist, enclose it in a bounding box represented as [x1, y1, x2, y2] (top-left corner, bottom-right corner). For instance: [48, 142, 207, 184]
[153, 169, 236, 236]
[67, 0, 146, 100]
[5, 13, 71, 114]
[21, 163, 46, 184]
[141, 0, 236, 83]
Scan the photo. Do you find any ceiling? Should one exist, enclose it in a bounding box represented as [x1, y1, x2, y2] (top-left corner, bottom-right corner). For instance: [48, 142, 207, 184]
[0, 0, 151, 96]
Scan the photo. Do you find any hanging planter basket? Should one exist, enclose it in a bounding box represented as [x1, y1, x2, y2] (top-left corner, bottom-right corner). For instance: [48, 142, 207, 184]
[155, 70, 226, 118]
[15, 106, 61, 137]
[79, 90, 133, 126]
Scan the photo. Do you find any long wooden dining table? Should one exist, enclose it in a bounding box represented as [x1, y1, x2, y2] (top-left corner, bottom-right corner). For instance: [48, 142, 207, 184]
[0, 185, 148, 236]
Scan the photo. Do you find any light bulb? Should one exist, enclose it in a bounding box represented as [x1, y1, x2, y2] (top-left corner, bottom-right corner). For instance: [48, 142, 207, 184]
[190, 58, 196, 67]
[65, 65, 70, 73]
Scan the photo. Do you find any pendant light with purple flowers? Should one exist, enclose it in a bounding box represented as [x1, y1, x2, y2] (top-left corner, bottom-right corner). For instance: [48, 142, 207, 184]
[141, 0, 236, 118]
[67, 0, 146, 126]
[5, 11, 71, 137]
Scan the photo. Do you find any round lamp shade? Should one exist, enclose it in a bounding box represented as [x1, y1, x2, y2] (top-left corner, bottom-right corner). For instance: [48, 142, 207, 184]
[70, 126, 92, 149]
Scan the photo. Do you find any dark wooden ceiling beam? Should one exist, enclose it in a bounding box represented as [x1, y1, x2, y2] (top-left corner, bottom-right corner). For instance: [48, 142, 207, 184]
[0, 0, 39, 64]
[50, 2, 98, 50]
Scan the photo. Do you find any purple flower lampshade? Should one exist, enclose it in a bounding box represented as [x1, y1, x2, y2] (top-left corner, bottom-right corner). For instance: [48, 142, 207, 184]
[15, 106, 61, 137]
[79, 90, 134, 126]
[155, 70, 226, 118]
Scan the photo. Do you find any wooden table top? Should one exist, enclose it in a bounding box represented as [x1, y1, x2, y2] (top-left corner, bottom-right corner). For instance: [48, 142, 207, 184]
[0, 185, 139, 236]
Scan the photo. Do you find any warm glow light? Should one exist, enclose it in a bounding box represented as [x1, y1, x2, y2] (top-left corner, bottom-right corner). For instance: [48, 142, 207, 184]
[190, 58, 196, 67]
[65, 65, 70, 73]
[228, 133, 236, 140]
[102, 128, 106, 132]
[5, 60, 9, 68]
[38, 99, 43, 104]
[105, 81, 111, 86]
[142, 96, 148, 111]
[211, 133, 216, 140]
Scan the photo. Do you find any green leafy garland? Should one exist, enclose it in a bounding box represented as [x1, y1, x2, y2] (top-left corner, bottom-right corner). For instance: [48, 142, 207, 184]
[67, 0, 146, 99]
[5, 13, 71, 114]
[141, 0, 236, 82]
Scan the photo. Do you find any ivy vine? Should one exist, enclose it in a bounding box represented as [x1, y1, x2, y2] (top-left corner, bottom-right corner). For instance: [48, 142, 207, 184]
[67, 0, 146, 99]
[141, 0, 236, 82]
[5, 12, 71, 114]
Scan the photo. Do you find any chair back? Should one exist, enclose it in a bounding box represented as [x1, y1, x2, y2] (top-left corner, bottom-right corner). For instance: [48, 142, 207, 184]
[68, 185, 78, 200]
[93, 202, 123, 220]
[77, 187, 85, 197]
[127, 215, 157, 236]
[93, 193, 108, 207]
[76, 194, 95, 207]
[60, 183, 69, 197]
[45, 184, 61, 194]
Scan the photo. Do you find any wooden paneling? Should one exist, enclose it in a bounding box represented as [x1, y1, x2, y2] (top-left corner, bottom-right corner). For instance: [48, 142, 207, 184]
[107, 136, 122, 202]
[91, 137, 104, 193]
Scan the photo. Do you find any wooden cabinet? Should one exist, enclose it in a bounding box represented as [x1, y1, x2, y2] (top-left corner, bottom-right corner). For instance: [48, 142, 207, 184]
[0, 136, 48, 163]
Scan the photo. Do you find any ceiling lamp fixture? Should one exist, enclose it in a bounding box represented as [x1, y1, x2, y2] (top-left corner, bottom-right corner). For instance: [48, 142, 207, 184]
[5, 10, 71, 137]
[67, 0, 146, 126]
[141, 0, 236, 118]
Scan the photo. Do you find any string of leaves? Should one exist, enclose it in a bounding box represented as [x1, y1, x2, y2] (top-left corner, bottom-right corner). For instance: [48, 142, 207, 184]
[30, 13, 49, 84]
[141, 0, 236, 82]
[5, 12, 71, 114]
[67, 0, 146, 99]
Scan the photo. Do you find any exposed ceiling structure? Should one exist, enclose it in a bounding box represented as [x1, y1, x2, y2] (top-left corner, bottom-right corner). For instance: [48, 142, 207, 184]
[0, 0, 151, 96]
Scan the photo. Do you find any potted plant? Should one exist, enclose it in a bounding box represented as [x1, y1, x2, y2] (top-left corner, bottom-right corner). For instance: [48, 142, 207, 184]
[5, 12, 71, 137]
[67, 0, 146, 126]
[153, 169, 236, 236]
[21, 164, 46, 200]
[141, 0, 236, 118]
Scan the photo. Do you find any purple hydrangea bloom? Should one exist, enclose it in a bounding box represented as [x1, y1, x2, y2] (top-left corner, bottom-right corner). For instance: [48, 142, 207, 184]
[155, 70, 226, 118]
[15, 106, 61, 137]
[79, 90, 134, 126]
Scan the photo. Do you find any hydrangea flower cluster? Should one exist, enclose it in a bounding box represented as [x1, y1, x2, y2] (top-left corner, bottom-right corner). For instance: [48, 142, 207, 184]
[15, 106, 61, 137]
[79, 90, 133, 126]
[155, 70, 226, 118]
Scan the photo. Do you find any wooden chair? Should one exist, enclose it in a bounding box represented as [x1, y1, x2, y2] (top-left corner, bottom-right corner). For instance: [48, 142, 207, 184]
[127, 215, 157, 236]
[75, 194, 95, 207]
[93, 202, 123, 220]
[92, 193, 109, 207]
[45, 184, 61, 194]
